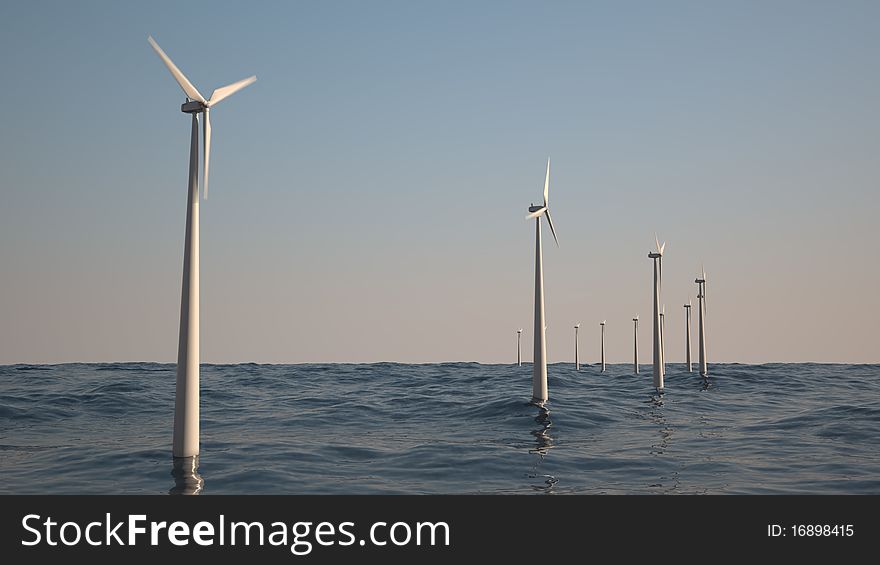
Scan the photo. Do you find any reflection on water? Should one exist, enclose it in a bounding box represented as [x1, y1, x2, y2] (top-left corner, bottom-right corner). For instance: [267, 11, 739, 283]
[530, 405, 553, 457]
[527, 403, 558, 493]
[170, 455, 204, 495]
[648, 394, 672, 456]
[646, 393, 680, 492]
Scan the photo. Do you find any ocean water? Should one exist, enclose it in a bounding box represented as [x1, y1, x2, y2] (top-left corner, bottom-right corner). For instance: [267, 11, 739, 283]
[1, 363, 878, 495]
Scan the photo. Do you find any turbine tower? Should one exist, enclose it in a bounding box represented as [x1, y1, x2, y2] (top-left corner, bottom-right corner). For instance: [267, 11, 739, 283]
[516, 328, 523, 367]
[683, 298, 692, 372]
[574, 323, 580, 371]
[599, 320, 606, 372]
[148, 36, 256, 459]
[696, 266, 708, 377]
[632, 315, 639, 374]
[648, 235, 665, 391]
[526, 158, 559, 403]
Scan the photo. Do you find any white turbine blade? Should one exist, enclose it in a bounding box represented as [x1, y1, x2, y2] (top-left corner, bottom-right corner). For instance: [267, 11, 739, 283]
[655, 233, 661, 254]
[203, 108, 211, 199]
[543, 157, 550, 208]
[658, 256, 663, 295]
[526, 206, 547, 220]
[208, 75, 257, 107]
[147, 36, 206, 104]
[660, 241, 666, 255]
[703, 273, 709, 315]
[545, 209, 559, 246]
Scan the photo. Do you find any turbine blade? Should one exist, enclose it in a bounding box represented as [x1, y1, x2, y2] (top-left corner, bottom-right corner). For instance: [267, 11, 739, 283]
[543, 157, 550, 208]
[655, 233, 661, 254]
[545, 209, 559, 247]
[203, 108, 211, 199]
[660, 241, 666, 255]
[526, 207, 547, 220]
[208, 75, 257, 107]
[659, 256, 663, 296]
[147, 36, 206, 103]
[702, 264, 708, 314]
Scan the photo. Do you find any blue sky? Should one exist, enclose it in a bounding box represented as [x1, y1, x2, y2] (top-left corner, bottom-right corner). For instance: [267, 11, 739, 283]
[1, 1, 878, 363]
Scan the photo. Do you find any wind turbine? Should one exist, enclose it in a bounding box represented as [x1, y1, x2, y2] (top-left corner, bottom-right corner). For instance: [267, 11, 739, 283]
[632, 315, 639, 374]
[683, 298, 692, 372]
[573, 323, 581, 371]
[148, 36, 256, 459]
[526, 158, 559, 403]
[696, 265, 709, 377]
[516, 329, 523, 367]
[599, 320, 606, 372]
[648, 235, 665, 391]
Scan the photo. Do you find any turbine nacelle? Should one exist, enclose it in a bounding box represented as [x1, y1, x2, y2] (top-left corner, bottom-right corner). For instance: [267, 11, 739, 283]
[181, 100, 206, 114]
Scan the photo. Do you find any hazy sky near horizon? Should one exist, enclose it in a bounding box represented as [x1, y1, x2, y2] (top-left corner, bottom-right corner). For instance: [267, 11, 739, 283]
[1, 1, 878, 364]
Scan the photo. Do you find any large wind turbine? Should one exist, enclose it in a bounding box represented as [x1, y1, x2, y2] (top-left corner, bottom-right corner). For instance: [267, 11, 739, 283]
[516, 328, 523, 367]
[526, 158, 559, 403]
[599, 320, 606, 372]
[683, 298, 692, 372]
[632, 315, 639, 374]
[648, 236, 665, 391]
[148, 36, 256, 459]
[573, 323, 580, 371]
[696, 266, 709, 377]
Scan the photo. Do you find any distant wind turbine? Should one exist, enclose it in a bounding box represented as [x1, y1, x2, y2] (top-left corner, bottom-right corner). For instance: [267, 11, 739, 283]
[148, 36, 256, 459]
[516, 329, 523, 367]
[599, 320, 606, 372]
[683, 298, 692, 372]
[648, 235, 666, 391]
[526, 158, 559, 403]
[574, 323, 581, 371]
[695, 265, 709, 377]
[632, 315, 639, 374]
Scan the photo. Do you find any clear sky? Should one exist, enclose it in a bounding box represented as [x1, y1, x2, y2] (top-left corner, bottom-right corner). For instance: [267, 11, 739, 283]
[1, 1, 878, 364]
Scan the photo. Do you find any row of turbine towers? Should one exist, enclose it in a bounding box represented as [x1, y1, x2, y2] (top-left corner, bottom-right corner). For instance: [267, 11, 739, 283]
[522, 159, 709, 405]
